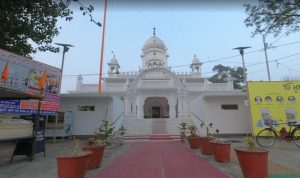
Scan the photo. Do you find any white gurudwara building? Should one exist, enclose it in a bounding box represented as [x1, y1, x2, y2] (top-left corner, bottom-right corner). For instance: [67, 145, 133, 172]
[48, 31, 251, 137]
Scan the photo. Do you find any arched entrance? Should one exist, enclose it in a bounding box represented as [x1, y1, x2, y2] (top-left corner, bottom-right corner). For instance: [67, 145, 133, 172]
[144, 97, 169, 118]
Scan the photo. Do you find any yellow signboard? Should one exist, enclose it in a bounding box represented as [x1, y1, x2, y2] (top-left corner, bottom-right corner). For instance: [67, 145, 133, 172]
[248, 81, 300, 135]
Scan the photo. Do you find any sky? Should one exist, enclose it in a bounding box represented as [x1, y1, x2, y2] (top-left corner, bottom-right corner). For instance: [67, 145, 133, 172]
[32, 1, 300, 93]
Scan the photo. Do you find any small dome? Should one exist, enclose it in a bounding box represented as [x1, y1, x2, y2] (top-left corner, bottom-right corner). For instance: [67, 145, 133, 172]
[110, 57, 118, 64]
[143, 36, 166, 50]
[192, 54, 200, 64]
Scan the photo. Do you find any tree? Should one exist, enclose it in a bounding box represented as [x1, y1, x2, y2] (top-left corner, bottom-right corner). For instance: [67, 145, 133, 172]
[0, 0, 101, 58]
[209, 64, 245, 89]
[244, 0, 300, 37]
[282, 75, 300, 81]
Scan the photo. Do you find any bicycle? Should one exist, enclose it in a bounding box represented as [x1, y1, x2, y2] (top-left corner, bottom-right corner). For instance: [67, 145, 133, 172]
[256, 121, 300, 148]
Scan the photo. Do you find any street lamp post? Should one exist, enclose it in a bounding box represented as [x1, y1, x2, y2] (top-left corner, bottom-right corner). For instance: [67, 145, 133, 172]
[233, 46, 251, 89]
[54, 43, 74, 142]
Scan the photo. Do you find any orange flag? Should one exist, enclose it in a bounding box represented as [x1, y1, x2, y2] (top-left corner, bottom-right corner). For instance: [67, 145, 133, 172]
[1, 63, 9, 82]
[38, 71, 47, 89]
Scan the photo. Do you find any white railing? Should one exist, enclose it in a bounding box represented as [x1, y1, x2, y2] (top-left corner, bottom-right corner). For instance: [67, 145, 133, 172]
[206, 83, 232, 91]
[103, 83, 127, 92]
[110, 112, 125, 132]
[137, 80, 173, 88]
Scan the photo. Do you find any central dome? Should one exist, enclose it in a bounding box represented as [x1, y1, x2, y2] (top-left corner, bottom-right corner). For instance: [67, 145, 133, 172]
[143, 36, 166, 50]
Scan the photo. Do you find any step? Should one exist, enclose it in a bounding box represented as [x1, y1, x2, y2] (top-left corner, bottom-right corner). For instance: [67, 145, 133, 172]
[123, 134, 180, 141]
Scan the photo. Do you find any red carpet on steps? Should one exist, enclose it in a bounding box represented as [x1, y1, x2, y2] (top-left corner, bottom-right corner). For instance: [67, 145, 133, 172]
[95, 142, 229, 178]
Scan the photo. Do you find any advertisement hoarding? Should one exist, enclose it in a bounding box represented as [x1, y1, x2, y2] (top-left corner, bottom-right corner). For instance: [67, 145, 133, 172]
[0, 49, 61, 115]
[248, 81, 300, 135]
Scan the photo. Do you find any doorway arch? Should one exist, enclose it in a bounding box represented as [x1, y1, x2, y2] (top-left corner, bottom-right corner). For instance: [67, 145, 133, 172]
[144, 97, 169, 118]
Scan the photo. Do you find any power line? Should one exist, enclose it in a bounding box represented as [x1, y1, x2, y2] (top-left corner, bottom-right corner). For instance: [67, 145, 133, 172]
[246, 52, 300, 67]
[62, 42, 300, 78]
[62, 51, 300, 78]
[277, 62, 300, 73]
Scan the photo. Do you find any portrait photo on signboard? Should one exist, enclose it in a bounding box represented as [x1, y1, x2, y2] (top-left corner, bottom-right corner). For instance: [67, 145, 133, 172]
[285, 107, 298, 123]
[44, 74, 60, 94]
[254, 96, 262, 104]
[28, 69, 41, 90]
[288, 96, 296, 103]
[264, 96, 273, 104]
[256, 108, 279, 128]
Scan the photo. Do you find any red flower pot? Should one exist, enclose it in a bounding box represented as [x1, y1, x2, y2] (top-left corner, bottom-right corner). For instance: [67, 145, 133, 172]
[197, 137, 204, 150]
[57, 151, 92, 178]
[234, 147, 268, 178]
[82, 145, 105, 170]
[187, 136, 199, 149]
[180, 134, 186, 143]
[200, 137, 214, 155]
[210, 141, 231, 162]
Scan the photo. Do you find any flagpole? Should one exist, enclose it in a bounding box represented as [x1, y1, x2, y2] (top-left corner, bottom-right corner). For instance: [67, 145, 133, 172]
[98, 0, 107, 95]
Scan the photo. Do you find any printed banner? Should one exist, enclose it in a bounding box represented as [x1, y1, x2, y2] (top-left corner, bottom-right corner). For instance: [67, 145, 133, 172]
[0, 48, 61, 115]
[0, 100, 57, 115]
[248, 81, 300, 135]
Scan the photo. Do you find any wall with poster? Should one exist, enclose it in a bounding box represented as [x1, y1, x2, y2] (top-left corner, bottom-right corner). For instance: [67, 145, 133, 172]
[0, 48, 61, 115]
[248, 81, 300, 135]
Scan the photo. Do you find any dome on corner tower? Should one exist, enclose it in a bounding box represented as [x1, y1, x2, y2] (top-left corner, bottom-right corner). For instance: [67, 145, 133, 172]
[110, 56, 119, 64]
[143, 36, 166, 50]
[192, 54, 200, 64]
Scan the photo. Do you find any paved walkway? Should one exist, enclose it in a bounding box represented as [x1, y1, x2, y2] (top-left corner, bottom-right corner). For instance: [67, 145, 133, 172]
[95, 142, 228, 178]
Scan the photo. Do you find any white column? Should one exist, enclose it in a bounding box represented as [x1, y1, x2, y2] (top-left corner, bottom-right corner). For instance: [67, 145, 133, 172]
[137, 95, 144, 119]
[169, 95, 176, 118]
[125, 96, 128, 115]
[178, 93, 189, 118]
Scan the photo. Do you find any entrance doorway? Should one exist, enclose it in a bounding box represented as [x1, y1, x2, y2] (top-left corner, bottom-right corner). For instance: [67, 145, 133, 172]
[152, 107, 160, 118]
[144, 97, 169, 118]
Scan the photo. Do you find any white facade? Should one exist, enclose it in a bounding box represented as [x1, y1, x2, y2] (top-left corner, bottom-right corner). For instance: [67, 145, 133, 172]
[64, 32, 251, 135]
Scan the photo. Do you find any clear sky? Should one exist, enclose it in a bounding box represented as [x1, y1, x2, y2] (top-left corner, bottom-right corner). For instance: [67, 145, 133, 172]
[32, 1, 300, 93]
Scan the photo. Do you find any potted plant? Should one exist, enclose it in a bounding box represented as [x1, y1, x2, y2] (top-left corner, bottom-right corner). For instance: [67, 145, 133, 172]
[117, 126, 126, 145]
[95, 119, 115, 146]
[178, 122, 188, 143]
[209, 129, 232, 162]
[199, 122, 214, 155]
[187, 124, 199, 149]
[57, 138, 92, 178]
[234, 135, 268, 178]
[82, 137, 105, 170]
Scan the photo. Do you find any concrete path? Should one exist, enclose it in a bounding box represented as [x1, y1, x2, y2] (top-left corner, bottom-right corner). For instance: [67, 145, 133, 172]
[95, 142, 228, 178]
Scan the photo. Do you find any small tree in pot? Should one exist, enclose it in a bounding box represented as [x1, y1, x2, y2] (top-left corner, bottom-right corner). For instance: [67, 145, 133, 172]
[187, 124, 199, 149]
[199, 122, 214, 155]
[117, 126, 126, 145]
[57, 138, 92, 178]
[82, 136, 105, 170]
[209, 129, 232, 163]
[179, 122, 188, 143]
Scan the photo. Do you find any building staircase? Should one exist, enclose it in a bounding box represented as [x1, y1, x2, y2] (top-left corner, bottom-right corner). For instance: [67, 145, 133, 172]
[122, 118, 192, 141]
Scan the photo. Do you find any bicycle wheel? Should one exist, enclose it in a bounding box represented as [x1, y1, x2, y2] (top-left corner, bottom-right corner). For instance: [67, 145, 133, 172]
[292, 128, 300, 148]
[256, 128, 277, 147]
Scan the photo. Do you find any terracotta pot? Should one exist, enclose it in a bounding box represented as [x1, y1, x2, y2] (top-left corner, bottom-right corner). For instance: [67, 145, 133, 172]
[200, 137, 214, 155]
[197, 137, 205, 150]
[234, 147, 268, 178]
[210, 141, 231, 162]
[187, 136, 199, 149]
[180, 134, 186, 143]
[82, 144, 105, 170]
[57, 151, 92, 178]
